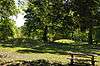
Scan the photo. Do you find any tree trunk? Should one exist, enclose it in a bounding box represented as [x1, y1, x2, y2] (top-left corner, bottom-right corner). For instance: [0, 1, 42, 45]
[43, 25, 48, 43]
[88, 25, 93, 45]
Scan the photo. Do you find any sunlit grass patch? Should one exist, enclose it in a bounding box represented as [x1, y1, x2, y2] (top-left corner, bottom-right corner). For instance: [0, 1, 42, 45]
[0, 43, 100, 66]
[0, 44, 69, 65]
[54, 39, 75, 44]
[0, 44, 31, 52]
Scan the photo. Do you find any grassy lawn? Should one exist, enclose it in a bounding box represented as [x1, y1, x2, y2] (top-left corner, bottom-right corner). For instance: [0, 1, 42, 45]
[0, 39, 100, 66]
[54, 39, 75, 44]
[0, 45, 69, 65]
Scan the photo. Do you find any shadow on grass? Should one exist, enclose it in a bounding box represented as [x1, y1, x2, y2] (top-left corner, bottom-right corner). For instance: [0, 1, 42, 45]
[0, 38, 100, 56]
[15, 42, 100, 56]
[17, 49, 67, 55]
[1, 59, 91, 66]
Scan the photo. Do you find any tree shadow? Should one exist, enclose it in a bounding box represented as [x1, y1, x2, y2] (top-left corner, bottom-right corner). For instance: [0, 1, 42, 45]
[1, 59, 91, 66]
[46, 42, 100, 55]
[16, 42, 100, 57]
[0, 38, 100, 56]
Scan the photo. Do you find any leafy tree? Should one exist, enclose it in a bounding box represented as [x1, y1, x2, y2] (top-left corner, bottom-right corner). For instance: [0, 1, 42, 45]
[70, 0, 100, 45]
[0, 0, 19, 40]
[0, 18, 17, 40]
[24, 0, 78, 42]
[0, 0, 18, 17]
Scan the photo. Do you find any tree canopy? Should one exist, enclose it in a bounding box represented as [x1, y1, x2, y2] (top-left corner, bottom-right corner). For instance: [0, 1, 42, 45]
[0, 0, 19, 17]
[70, 0, 100, 44]
[23, 0, 78, 42]
[22, 0, 100, 44]
[0, 0, 19, 40]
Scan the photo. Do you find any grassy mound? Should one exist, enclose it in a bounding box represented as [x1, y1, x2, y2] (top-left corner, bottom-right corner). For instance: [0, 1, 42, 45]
[54, 39, 75, 44]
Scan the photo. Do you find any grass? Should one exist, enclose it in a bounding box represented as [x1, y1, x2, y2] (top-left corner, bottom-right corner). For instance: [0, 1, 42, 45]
[0, 39, 100, 65]
[54, 39, 75, 44]
[0, 44, 69, 65]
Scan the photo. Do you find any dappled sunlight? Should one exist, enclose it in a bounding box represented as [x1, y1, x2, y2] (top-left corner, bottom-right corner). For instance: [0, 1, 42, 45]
[0, 41, 100, 65]
[54, 39, 75, 44]
[0, 0, 100, 65]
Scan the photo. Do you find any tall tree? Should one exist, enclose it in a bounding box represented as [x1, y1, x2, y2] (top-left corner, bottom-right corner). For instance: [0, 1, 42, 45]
[0, 0, 19, 40]
[70, 0, 100, 45]
[0, 18, 17, 40]
[24, 0, 77, 42]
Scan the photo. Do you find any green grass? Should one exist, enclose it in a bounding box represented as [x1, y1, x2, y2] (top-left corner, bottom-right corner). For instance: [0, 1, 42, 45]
[54, 39, 75, 44]
[0, 39, 100, 65]
[0, 44, 69, 65]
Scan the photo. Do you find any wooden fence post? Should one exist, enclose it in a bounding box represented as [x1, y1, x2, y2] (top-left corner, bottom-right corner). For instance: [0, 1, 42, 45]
[70, 54, 74, 65]
[91, 56, 95, 66]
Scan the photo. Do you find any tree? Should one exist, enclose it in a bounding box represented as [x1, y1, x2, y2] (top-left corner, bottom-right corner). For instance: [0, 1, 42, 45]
[0, 18, 17, 40]
[70, 0, 100, 45]
[24, 0, 78, 42]
[0, 0, 18, 17]
[0, 0, 19, 40]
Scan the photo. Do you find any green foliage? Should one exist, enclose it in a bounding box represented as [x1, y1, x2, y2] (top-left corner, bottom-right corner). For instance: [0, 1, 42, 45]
[70, 0, 100, 44]
[70, 0, 100, 31]
[23, 0, 78, 42]
[0, 0, 19, 17]
[73, 31, 88, 42]
[0, 18, 17, 40]
[22, 0, 100, 44]
[0, 0, 19, 40]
